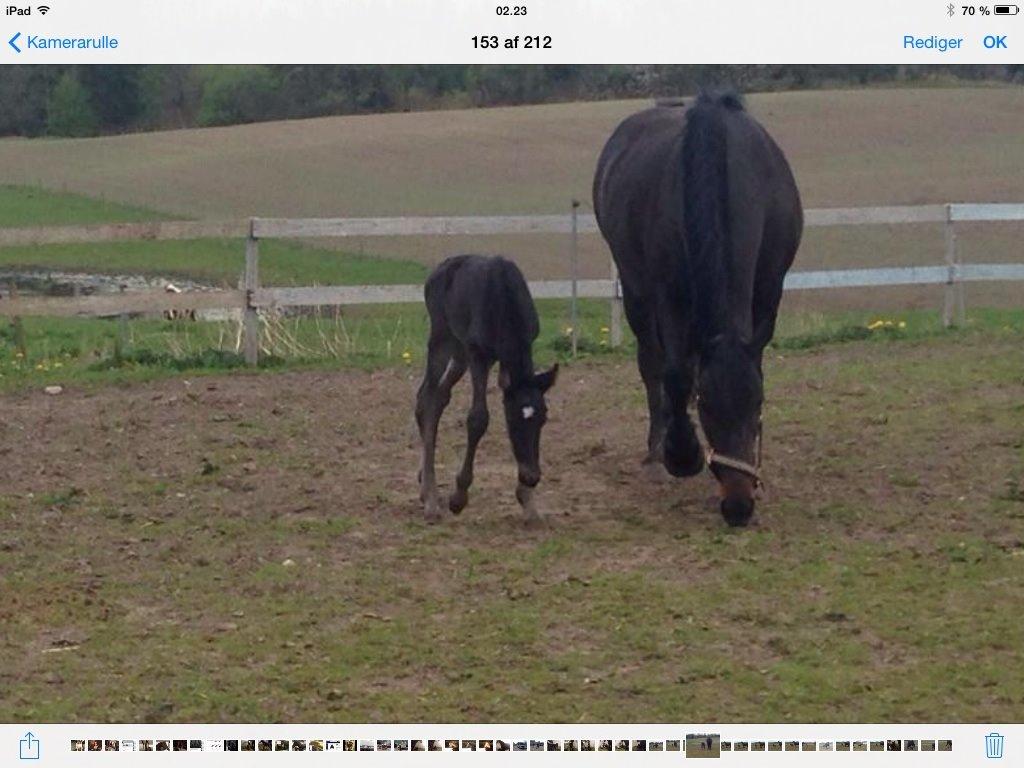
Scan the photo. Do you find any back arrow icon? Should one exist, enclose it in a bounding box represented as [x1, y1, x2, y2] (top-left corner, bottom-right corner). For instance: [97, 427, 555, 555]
[9, 31, 22, 53]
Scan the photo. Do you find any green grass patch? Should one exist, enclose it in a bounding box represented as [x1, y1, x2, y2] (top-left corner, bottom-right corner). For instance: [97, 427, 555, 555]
[0, 184, 173, 227]
[2, 305, 1022, 393]
[87, 347, 264, 373]
[0, 238, 426, 288]
[771, 307, 1024, 350]
[0, 297, 617, 392]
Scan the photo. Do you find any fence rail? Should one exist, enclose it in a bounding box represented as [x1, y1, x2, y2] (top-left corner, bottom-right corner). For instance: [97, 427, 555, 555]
[3, 203, 1021, 247]
[1, 203, 1023, 364]
[0, 220, 248, 247]
[0, 289, 246, 318]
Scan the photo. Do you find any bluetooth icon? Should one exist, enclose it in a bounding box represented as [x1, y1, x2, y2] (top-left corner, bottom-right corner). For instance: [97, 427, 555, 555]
[947, 2, 956, 15]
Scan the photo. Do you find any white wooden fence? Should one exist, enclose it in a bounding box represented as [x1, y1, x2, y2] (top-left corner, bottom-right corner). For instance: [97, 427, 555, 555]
[1, 203, 1023, 365]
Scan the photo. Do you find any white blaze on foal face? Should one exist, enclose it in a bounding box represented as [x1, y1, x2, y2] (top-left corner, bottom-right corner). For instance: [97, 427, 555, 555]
[521, 406, 535, 420]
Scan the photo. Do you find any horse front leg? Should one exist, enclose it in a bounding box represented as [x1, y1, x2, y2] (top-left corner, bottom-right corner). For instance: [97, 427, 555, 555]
[636, 336, 670, 480]
[449, 354, 491, 514]
[622, 293, 670, 480]
[661, 354, 703, 478]
[415, 345, 465, 522]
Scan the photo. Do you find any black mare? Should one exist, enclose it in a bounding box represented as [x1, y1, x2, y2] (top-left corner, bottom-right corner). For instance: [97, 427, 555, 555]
[593, 92, 802, 526]
[416, 255, 558, 523]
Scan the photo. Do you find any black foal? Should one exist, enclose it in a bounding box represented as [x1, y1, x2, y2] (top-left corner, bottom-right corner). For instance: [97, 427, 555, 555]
[415, 255, 558, 523]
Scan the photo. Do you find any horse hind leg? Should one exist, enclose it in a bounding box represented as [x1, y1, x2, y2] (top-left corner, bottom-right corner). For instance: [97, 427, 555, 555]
[415, 339, 466, 522]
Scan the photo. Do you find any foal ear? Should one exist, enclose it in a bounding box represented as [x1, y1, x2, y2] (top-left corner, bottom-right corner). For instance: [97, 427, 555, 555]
[534, 363, 559, 392]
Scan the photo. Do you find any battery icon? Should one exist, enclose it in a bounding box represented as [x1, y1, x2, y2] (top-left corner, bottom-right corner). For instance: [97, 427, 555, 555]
[994, 4, 1019, 13]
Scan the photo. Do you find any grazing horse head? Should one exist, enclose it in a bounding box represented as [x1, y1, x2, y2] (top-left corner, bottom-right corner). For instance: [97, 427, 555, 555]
[500, 363, 559, 487]
[697, 334, 763, 526]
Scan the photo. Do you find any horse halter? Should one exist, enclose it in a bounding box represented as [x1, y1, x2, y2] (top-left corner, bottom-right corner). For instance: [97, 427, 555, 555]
[705, 417, 764, 489]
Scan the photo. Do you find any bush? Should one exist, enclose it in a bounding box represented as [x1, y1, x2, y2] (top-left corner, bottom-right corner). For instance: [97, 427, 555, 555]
[46, 72, 100, 137]
[197, 66, 280, 127]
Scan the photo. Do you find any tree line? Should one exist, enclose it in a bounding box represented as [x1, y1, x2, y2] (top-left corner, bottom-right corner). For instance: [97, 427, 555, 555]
[1, 64, 1021, 138]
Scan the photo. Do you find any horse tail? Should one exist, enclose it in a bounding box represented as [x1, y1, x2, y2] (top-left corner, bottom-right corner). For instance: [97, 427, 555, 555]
[681, 90, 744, 349]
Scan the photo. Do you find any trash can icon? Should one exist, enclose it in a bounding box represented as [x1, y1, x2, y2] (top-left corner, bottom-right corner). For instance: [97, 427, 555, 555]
[986, 732, 1004, 759]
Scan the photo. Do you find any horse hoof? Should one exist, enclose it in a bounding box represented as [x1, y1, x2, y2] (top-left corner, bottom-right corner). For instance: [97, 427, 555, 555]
[423, 497, 445, 523]
[448, 489, 468, 514]
[516, 483, 543, 524]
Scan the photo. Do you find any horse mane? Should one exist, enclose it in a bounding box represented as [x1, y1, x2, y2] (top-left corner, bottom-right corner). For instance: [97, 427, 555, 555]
[681, 90, 744, 351]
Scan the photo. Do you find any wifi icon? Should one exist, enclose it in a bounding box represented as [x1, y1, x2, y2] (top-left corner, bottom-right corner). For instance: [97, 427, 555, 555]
[37, 4, 50, 13]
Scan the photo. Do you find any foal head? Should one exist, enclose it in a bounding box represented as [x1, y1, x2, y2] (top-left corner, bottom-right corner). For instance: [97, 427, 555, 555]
[697, 335, 763, 527]
[500, 364, 559, 488]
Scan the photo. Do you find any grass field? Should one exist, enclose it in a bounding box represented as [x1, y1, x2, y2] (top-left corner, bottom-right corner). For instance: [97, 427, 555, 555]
[2, 329, 1022, 722]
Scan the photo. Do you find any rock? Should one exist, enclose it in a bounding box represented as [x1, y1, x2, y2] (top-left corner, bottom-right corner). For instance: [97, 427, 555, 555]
[44, 385, 63, 395]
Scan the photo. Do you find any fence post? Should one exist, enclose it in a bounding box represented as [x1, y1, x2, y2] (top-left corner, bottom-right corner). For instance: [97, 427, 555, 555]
[8, 282, 27, 360]
[243, 219, 260, 366]
[569, 199, 579, 358]
[610, 258, 623, 348]
[943, 203, 965, 328]
[954, 215, 966, 327]
[117, 284, 129, 362]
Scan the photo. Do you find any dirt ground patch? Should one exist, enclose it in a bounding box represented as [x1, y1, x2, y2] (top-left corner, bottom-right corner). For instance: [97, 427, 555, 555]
[1, 331, 1022, 722]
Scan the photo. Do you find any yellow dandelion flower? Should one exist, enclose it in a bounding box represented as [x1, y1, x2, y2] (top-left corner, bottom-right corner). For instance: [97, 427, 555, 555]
[898, 321, 906, 329]
[867, 320, 885, 330]
[600, 326, 610, 334]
